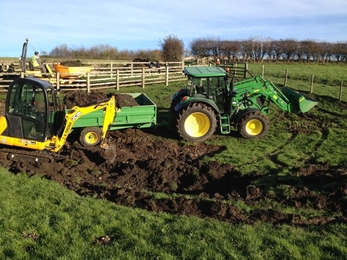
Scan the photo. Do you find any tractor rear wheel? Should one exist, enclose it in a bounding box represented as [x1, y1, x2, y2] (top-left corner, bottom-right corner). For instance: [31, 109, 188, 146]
[238, 111, 269, 139]
[80, 127, 102, 147]
[176, 103, 217, 142]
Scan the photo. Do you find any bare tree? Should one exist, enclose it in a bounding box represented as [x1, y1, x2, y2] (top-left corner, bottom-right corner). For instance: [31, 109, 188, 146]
[270, 40, 285, 62]
[240, 39, 254, 62]
[118, 49, 135, 60]
[262, 38, 273, 62]
[252, 38, 267, 62]
[300, 40, 320, 62]
[159, 35, 184, 62]
[279, 39, 298, 61]
[204, 37, 220, 60]
[50, 44, 70, 57]
[219, 40, 241, 62]
[332, 42, 347, 62]
[296, 41, 306, 62]
[190, 38, 213, 57]
[317, 42, 333, 62]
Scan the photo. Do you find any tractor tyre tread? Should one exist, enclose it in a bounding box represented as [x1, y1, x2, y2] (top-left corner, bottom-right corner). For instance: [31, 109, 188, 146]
[238, 111, 269, 139]
[176, 103, 217, 142]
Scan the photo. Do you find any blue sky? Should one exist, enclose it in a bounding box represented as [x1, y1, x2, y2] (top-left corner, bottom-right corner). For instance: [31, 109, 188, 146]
[1, 0, 346, 57]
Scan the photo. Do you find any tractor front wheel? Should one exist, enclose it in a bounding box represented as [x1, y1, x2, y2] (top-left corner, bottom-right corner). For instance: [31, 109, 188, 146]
[80, 127, 102, 147]
[176, 103, 217, 142]
[238, 112, 269, 139]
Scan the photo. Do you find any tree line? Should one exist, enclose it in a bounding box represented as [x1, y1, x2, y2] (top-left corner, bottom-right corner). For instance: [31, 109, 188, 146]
[48, 35, 184, 62]
[45, 36, 347, 63]
[48, 44, 164, 62]
[190, 37, 347, 63]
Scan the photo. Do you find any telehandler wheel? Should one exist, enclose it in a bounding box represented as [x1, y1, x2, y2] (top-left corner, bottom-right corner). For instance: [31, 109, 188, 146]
[176, 103, 217, 142]
[80, 127, 102, 147]
[238, 111, 269, 139]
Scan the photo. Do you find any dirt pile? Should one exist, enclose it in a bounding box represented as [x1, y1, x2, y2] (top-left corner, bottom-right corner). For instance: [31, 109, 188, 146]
[63, 92, 139, 108]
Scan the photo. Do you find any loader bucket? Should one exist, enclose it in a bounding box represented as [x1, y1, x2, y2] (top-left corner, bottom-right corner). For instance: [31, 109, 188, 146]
[281, 87, 318, 113]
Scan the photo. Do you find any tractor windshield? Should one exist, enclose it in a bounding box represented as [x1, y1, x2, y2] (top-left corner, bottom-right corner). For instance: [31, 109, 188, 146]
[190, 76, 225, 97]
[187, 76, 227, 112]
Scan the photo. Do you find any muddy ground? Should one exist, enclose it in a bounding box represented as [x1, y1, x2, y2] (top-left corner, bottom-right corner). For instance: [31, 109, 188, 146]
[0, 93, 346, 226]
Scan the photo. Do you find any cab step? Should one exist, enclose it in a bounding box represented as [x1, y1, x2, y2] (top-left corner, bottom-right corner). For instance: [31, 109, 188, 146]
[219, 115, 230, 134]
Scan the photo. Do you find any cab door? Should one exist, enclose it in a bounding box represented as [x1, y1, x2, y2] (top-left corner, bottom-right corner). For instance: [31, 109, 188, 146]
[6, 79, 48, 142]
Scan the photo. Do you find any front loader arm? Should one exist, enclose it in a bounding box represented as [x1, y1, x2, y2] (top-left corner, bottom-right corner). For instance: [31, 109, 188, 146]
[233, 76, 292, 113]
[261, 80, 292, 112]
[51, 96, 116, 152]
[257, 76, 318, 114]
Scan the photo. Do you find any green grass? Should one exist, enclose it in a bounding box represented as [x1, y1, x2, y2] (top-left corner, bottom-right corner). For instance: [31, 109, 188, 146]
[248, 63, 347, 87]
[1, 170, 347, 259]
[2, 63, 347, 258]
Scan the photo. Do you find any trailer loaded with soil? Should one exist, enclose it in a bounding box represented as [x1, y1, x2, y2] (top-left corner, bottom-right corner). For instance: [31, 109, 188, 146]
[64, 91, 157, 147]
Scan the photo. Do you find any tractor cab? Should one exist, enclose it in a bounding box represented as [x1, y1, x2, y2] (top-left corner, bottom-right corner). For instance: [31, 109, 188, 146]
[190, 76, 228, 112]
[1, 77, 58, 142]
[182, 66, 230, 113]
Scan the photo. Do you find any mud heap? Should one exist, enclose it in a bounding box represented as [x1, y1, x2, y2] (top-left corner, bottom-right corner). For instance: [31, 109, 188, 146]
[63, 91, 139, 108]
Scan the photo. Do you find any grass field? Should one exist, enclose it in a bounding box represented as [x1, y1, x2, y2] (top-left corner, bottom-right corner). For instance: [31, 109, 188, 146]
[1, 170, 346, 259]
[1, 62, 347, 259]
[248, 62, 347, 96]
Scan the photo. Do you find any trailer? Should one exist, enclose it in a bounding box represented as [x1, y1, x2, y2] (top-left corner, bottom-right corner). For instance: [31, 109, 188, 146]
[73, 93, 157, 146]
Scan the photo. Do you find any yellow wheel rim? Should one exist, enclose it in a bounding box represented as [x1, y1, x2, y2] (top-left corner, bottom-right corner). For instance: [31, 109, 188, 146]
[184, 112, 210, 137]
[84, 132, 99, 145]
[245, 119, 263, 136]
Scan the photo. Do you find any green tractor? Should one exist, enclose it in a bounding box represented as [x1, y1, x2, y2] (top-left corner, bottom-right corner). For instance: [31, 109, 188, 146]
[170, 66, 318, 142]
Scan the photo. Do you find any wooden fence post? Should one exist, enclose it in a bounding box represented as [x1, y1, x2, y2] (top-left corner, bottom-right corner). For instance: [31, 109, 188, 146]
[310, 75, 314, 93]
[284, 69, 288, 86]
[142, 67, 145, 88]
[339, 81, 343, 101]
[165, 63, 169, 86]
[231, 63, 236, 78]
[116, 70, 119, 91]
[56, 72, 60, 91]
[87, 72, 90, 93]
[261, 64, 264, 77]
[110, 61, 113, 78]
[244, 63, 248, 78]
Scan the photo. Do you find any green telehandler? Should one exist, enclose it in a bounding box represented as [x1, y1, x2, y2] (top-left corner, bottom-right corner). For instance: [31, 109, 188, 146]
[170, 66, 318, 142]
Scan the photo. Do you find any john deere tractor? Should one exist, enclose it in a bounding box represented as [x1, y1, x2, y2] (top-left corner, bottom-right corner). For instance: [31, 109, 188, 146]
[170, 66, 318, 142]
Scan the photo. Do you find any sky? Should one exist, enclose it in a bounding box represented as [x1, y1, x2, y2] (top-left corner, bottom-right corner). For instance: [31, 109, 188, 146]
[1, 0, 346, 57]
